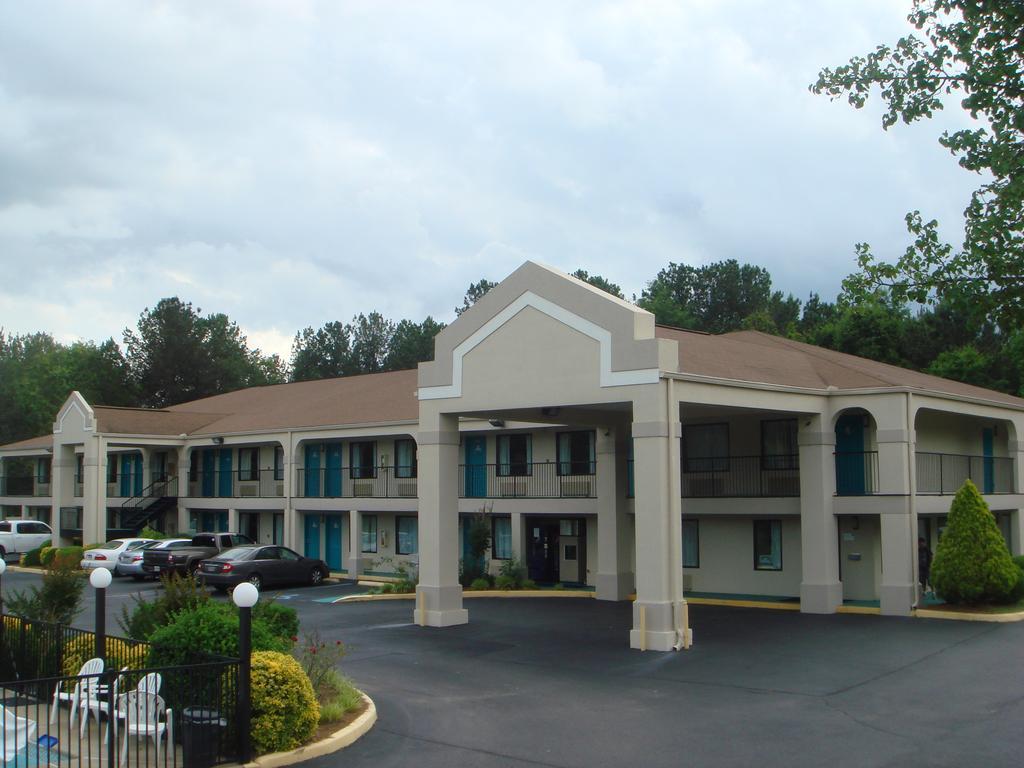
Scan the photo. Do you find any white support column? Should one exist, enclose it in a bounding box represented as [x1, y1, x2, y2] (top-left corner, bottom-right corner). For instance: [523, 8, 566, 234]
[798, 417, 842, 613]
[51, 445, 73, 545]
[20, 504, 29, 519]
[414, 411, 468, 627]
[82, 435, 107, 544]
[630, 384, 686, 652]
[227, 508, 239, 534]
[510, 512, 524, 564]
[348, 509, 367, 577]
[596, 427, 633, 601]
[877, 424, 915, 616]
[1009, 509, 1024, 557]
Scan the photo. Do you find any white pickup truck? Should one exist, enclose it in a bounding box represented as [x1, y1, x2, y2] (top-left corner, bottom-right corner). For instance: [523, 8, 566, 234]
[0, 520, 53, 559]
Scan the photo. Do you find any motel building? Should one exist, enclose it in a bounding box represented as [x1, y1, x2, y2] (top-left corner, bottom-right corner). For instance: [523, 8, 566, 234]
[2, 262, 1023, 651]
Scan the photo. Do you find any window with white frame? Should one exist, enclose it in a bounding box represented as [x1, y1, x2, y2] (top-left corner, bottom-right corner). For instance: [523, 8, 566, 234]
[761, 419, 798, 470]
[682, 423, 729, 472]
[682, 519, 699, 568]
[396, 516, 418, 555]
[497, 434, 531, 477]
[557, 431, 596, 475]
[361, 514, 378, 553]
[492, 516, 512, 559]
[395, 439, 417, 478]
[350, 442, 376, 479]
[753, 519, 782, 570]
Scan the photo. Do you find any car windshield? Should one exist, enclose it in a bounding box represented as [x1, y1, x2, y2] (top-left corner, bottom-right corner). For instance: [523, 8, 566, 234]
[163, 540, 194, 549]
[217, 548, 256, 561]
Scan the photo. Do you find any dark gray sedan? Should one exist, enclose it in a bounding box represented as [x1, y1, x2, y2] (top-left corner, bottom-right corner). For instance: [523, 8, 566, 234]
[197, 545, 329, 592]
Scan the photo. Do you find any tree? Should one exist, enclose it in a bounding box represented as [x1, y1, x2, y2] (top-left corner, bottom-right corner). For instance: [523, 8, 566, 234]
[812, 1, 1024, 327]
[290, 322, 353, 382]
[571, 269, 624, 299]
[930, 480, 1019, 604]
[454, 279, 497, 316]
[638, 259, 800, 334]
[349, 312, 395, 374]
[124, 298, 283, 407]
[385, 317, 445, 371]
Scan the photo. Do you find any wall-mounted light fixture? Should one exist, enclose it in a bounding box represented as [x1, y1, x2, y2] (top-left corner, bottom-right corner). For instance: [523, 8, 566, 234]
[212, 437, 225, 445]
[488, 419, 506, 428]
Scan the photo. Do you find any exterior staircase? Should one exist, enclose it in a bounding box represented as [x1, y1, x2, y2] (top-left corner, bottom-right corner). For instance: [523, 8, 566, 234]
[121, 476, 179, 532]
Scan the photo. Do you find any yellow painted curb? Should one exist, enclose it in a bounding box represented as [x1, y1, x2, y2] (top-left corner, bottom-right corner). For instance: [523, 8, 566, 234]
[915, 608, 1024, 623]
[836, 605, 881, 615]
[686, 597, 800, 611]
[237, 692, 377, 768]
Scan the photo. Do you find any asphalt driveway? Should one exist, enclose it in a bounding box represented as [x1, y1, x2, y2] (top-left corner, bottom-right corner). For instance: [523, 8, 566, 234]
[303, 598, 1024, 768]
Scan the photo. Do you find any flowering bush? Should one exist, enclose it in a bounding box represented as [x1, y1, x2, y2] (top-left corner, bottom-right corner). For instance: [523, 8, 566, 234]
[250, 651, 319, 754]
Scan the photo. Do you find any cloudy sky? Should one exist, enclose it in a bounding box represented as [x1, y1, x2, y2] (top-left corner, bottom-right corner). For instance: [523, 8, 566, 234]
[0, 1, 978, 360]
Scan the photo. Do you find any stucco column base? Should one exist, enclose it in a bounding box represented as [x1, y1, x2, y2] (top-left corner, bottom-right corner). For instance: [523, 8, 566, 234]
[800, 581, 843, 614]
[629, 599, 688, 652]
[348, 556, 369, 578]
[595, 572, 634, 601]
[414, 585, 469, 627]
[880, 583, 915, 616]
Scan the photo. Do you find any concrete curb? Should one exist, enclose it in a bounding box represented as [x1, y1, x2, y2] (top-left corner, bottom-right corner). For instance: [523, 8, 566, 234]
[238, 691, 377, 768]
[915, 607, 1024, 623]
[333, 589, 595, 604]
[688, 597, 800, 611]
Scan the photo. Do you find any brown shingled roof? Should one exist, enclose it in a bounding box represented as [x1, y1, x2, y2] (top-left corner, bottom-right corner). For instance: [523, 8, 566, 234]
[0, 434, 53, 452]
[656, 326, 1024, 408]
[164, 368, 419, 434]
[93, 407, 223, 436]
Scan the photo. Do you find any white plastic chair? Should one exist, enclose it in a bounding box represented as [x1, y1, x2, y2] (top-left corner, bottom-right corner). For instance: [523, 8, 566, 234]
[0, 704, 37, 761]
[118, 691, 172, 766]
[102, 666, 130, 744]
[78, 666, 107, 737]
[49, 657, 103, 727]
[137, 672, 162, 695]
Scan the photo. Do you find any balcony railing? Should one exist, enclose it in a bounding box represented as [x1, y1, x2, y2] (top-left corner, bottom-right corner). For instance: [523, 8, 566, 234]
[60, 505, 83, 532]
[681, 455, 799, 498]
[459, 463, 595, 499]
[834, 451, 879, 496]
[297, 466, 418, 499]
[187, 469, 285, 498]
[0, 477, 49, 497]
[916, 452, 1013, 495]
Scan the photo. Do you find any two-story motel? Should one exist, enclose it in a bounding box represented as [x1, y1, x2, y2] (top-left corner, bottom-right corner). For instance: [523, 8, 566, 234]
[2, 262, 1022, 650]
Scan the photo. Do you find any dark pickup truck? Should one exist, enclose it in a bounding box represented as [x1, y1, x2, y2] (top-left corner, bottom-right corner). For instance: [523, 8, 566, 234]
[142, 532, 254, 577]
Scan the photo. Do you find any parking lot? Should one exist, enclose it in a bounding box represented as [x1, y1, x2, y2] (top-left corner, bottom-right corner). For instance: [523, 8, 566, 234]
[5, 571, 1023, 767]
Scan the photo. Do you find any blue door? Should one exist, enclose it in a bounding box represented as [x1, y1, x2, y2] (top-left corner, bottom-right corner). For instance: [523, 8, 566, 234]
[217, 511, 228, 532]
[120, 454, 132, 497]
[202, 450, 215, 497]
[325, 514, 344, 571]
[304, 515, 321, 559]
[201, 511, 215, 531]
[218, 449, 233, 497]
[305, 445, 321, 498]
[464, 436, 487, 497]
[133, 454, 144, 495]
[325, 443, 343, 497]
[982, 428, 994, 494]
[835, 414, 865, 495]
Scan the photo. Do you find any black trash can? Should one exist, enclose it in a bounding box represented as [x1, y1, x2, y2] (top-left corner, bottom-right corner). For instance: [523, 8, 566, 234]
[181, 707, 227, 768]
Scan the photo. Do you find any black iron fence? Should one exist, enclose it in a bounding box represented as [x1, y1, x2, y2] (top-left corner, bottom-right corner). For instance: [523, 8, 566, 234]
[459, 463, 596, 499]
[915, 452, 1013, 495]
[680, 455, 800, 498]
[0, 477, 49, 497]
[296, 466, 419, 498]
[186, 470, 284, 499]
[0, 616, 240, 767]
[834, 451, 879, 496]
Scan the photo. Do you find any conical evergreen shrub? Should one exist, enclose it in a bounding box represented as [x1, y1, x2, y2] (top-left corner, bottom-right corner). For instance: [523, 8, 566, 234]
[930, 480, 1018, 604]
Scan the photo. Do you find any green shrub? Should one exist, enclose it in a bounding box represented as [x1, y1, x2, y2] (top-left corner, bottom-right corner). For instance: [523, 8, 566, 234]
[253, 601, 299, 642]
[498, 556, 528, 586]
[138, 526, 169, 540]
[317, 669, 362, 724]
[494, 575, 517, 590]
[118, 572, 210, 641]
[469, 577, 491, 591]
[62, 635, 141, 677]
[521, 578, 537, 590]
[6, 562, 86, 625]
[392, 561, 418, 593]
[552, 582, 566, 591]
[250, 651, 319, 754]
[38, 546, 57, 568]
[147, 601, 289, 668]
[21, 541, 50, 567]
[293, 630, 347, 697]
[931, 480, 1020, 604]
[83, 543, 104, 551]
[1012, 555, 1024, 573]
[52, 546, 84, 570]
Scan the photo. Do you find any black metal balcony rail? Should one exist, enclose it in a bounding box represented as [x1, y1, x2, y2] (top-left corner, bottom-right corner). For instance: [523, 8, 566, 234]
[186, 469, 285, 499]
[834, 451, 880, 496]
[296, 466, 418, 499]
[459, 462, 596, 499]
[680, 454, 800, 498]
[0, 476, 50, 497]
[915, 452, 1013, 495]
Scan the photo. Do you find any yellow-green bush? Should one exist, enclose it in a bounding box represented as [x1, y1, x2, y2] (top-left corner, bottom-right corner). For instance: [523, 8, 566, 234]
[62, 635, 141, 678]
[37, 546, 57, 567]
[250, 651, 319, 754]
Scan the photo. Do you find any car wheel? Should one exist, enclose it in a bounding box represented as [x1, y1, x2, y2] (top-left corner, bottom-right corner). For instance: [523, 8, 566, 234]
[247, 573, 263, 590]
[310, 567, 325, 586]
